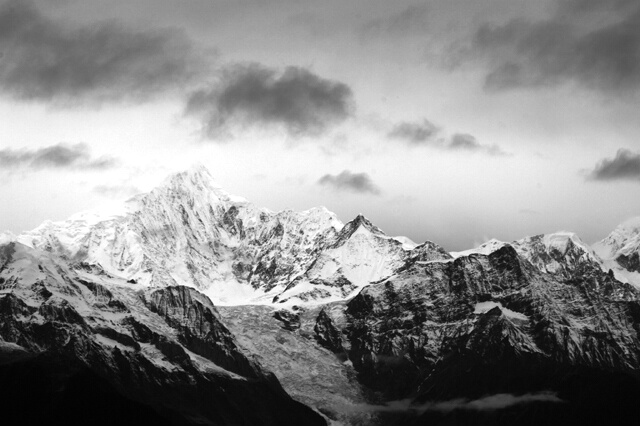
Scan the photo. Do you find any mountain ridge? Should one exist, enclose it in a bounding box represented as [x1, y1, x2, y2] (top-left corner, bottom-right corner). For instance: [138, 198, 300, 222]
[8, 165, 640, 302]
[3, 165, 640, 424]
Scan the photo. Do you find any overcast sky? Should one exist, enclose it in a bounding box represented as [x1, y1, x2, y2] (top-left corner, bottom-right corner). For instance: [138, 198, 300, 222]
[1, 0, 640, 251]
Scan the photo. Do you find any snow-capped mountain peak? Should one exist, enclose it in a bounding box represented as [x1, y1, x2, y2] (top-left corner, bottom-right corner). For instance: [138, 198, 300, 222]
[510, 232, 605, 279]
[593, 217, 640, 287]
[149, 164, 249, 207]
[13, 166, 640, 307]
[594, 217, 640, 259]
[14, 166, 383, 306]
[334, 214, 385, 242]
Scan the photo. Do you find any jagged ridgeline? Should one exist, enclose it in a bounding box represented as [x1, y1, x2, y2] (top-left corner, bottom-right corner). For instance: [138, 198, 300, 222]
[2, 165, 640, 425]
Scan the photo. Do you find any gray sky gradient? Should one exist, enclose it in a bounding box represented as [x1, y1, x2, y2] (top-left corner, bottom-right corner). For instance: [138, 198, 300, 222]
[1, 0, 639, 251]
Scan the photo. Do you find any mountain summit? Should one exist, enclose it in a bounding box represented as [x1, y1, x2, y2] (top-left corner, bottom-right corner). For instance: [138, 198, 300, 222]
[15, 167, 452, 306]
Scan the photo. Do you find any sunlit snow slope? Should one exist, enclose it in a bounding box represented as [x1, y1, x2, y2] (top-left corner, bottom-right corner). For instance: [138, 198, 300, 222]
[14, 165, 449, 306]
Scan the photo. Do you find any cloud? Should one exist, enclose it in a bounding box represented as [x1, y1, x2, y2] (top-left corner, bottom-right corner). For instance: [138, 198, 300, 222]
[388, 119, 440, 144]
[418, 392, 563, 414]
[587, 148, 640, 181]
[359, 4, 430, 40]
[184, 63, 354, 139]
[468, 1, 640, 95]
[0, 0, 209, 104]
[449, 133, 507, 156]
[0, 143, 117, 171]
[388, 119, 506, 155]
[93, 184, 140, 198]
[317, 170, 380, 195]
[336, 392, 562, 415]
[450, 133, 481, 150]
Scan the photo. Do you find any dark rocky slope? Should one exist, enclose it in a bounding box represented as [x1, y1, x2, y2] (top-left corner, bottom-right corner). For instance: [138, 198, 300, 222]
[0, 242, 324, 425]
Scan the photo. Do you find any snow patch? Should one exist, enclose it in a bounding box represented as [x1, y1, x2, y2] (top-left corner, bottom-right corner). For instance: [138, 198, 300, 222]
[94, 334, 136, 351]
[0, 232, 16, 245]
[474, 301, 528, 321]
[451, 239, 506, 258]
[392, 236, 418, 250]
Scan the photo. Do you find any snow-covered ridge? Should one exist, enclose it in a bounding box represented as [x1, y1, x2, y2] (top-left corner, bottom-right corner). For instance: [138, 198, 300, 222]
[593, 216, 640, 288]
[10, 166, 640, 305]
[449, 226, 640, 289]
[450, 239, 506, 258]
[12, 166, 451, 306]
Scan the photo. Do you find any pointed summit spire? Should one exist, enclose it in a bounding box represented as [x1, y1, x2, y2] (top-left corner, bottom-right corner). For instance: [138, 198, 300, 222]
[150, 164, 251, 207]
[175, 163, 217, 186]
[334, 213, 386, 242]
[157, 164, 221, 195]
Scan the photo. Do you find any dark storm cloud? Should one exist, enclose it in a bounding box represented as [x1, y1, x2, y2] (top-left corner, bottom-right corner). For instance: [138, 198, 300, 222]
[587, 149, 640, 181]
[185, 63, 354, 138]
[388, 119, 439, 144]
[0, 0, 208, 104]
[470, 0, 640, 95]
[317, 170, 380, 195]
[0, 143, 117, 171]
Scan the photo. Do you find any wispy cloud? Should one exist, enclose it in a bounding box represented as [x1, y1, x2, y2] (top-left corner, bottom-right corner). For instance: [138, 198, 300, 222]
[587, 148, 640, 181]
[387, 119, 506, 155]
[449, 133, 505, 155]
[93, 184, 140, 198]
[318, 170, 380, 195]
[185, 63, 354, 139]
[388, 119, 439, 145]
[359, 4, 430, 41]
[519, 208, 540, 215]
[417, 392, 563, 414]
[0, 143, 117, 171]
[0, 0, 210, 104]
[449, 133, 480, 150]
[336, 392, 562, 415]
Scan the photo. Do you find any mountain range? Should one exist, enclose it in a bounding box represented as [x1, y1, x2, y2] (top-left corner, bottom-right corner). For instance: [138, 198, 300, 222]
[2, 165, 640, 425]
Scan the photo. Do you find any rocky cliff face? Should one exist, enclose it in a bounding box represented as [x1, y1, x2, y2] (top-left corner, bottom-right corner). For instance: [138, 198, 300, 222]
[342, 245, 640, 389]
[511, 232, 606, 280]
[303, 244, 640, 424]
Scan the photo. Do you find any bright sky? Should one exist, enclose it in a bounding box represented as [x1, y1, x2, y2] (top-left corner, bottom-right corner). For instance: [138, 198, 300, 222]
[1, 0, 639, 250]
